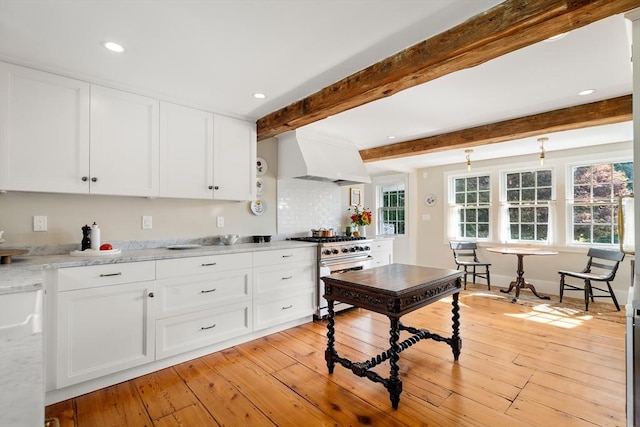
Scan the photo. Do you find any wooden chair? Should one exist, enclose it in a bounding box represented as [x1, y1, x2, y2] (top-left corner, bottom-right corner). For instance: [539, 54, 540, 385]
[449, 241, 491, 290]
[558, 248, 624, 311]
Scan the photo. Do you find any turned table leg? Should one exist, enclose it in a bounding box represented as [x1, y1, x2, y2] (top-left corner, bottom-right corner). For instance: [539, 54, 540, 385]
[387, 317, 402, 409]
[325, 300, 336, 374]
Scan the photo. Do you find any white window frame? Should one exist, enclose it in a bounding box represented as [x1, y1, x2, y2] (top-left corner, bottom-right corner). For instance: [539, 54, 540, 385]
[448, 172, 492, 241]
[565, 157, 633, 247]
[500, 167, 555, 244]
[374, 173, 408, 237]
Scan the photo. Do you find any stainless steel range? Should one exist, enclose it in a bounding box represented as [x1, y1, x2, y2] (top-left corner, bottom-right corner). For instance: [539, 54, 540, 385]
[289, 236, 373, 319]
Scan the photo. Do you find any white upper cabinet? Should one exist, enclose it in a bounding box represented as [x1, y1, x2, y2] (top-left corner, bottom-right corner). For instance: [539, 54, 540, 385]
[0, 62, 90, 193]
[213, 114, 256, 201]
[159, 102, 214, 199]
[90, 85, 159, 196]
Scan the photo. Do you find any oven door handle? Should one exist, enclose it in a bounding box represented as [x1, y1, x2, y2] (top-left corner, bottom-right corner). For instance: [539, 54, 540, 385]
[320, 255, 373, 268]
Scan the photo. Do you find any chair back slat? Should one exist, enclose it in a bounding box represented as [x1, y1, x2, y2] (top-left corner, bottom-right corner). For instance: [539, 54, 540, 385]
[586, 248, 624, 281]
[450, 241, 479, 262]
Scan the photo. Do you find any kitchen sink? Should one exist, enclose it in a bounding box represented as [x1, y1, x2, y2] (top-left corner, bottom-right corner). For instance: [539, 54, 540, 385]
[0, 289, 43, 340]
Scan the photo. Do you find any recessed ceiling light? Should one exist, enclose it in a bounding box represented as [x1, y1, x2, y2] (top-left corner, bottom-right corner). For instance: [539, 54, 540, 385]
[544, 33, 566, 42]
[578, 89, 596, 96]
[387, 135, 396, 140]
[103, 41, 125, 53]
[253, 93, 267, 99]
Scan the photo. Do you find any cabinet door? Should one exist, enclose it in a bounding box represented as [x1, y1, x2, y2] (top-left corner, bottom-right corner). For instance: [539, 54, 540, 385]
[90, 85, 159, 196]
[159, 102, 214, 199]
[213, 114, 256, 201]
[56, 281, 155, 387]
[0, 62, 90, 193]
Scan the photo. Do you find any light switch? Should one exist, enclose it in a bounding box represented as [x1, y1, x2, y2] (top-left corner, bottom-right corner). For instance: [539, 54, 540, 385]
[142, 216, 152, 229]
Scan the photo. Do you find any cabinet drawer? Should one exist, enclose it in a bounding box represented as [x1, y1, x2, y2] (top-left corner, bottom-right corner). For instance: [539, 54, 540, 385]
[253, 247, 315, 267]
[156, 269, 252, 319]
[253, 289, 315, 331]
[253, 261, 315, 298]
[371, 240, 393, 253]
[156, 252, 252, 278]
[58, 261, 156, 291]
[156, 302, 251, 359]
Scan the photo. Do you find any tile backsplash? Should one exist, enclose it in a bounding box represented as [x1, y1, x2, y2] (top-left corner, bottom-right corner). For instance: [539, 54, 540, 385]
[277, 179, 344, 236]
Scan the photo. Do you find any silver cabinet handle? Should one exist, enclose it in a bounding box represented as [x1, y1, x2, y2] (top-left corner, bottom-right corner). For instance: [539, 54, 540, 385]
[282, 254, 293, 258]
[282, 305, 293, 310]
[282, 276, 293, 280]
[200, 288, 217, 293]
[201, 324, 216, 330]
[99, 272, 122, 277]
[201, 262, 217, 266]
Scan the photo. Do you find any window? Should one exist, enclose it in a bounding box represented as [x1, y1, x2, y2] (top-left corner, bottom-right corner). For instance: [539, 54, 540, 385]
[504, 169, 553, 242]
[379, 184, 405, 235]
[570, 161, 633, 245]
[452, 175, 490, 239]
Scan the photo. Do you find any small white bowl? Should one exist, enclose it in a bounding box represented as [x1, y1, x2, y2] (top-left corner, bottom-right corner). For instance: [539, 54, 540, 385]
[220, 234, 239, 245]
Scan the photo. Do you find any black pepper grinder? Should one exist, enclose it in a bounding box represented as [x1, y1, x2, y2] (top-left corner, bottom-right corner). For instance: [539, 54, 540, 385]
[81, 224, 91, 251]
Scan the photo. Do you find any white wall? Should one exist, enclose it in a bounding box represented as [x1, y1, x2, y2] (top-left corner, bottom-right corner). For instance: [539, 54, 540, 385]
[415, 141, 634, 302]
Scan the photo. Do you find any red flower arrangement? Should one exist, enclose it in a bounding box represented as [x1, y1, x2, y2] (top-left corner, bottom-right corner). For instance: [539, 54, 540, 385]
[349, 206, 372, 226]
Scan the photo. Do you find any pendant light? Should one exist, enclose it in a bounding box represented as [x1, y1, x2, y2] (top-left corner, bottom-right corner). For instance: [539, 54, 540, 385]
[465, 149, 473, 171]
[538, 137, 548, 165]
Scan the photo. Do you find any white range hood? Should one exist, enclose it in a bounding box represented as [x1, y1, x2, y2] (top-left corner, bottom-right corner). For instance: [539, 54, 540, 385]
[277, 130, 371, 185]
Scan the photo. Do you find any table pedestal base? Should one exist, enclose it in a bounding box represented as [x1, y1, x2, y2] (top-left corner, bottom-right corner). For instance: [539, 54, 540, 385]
[499, 253, 551, 302]
[325, 293, 461, 409]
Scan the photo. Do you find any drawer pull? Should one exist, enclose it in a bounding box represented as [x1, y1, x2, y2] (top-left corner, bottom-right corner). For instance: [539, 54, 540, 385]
[148, 292, 154, 298]
[99, 272, 122, 277]
[201, 262, 217, 267]
[281, 276, 293, 280]
[200, 288, 217, 294]
[282, 254, 293, 258]
[201, 324, 216, 330]
[282, 304, 293, 310]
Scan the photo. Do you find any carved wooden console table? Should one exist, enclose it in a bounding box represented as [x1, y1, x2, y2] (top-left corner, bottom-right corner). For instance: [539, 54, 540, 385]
[322, 263, 464, 409]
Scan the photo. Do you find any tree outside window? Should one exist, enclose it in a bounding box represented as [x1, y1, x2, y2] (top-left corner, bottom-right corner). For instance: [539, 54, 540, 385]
[453, 175, 490, 239]
[571, 161, 633, 245]
[505, 169, 552, 242]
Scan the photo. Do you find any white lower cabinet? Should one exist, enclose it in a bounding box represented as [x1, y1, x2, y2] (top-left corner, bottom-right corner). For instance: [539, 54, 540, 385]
[55, 262, 156, 388]
[253, 247, 316, 331]
[155, 253, 253, 359]
[371, 239, 394, 267]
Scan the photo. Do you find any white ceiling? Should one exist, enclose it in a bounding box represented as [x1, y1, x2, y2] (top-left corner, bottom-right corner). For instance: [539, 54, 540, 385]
[0, 1, 633, 175]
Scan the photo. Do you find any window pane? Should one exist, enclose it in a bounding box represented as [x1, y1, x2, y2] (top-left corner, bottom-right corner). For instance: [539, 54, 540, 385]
[507, 189, 519, 202]
[467, 178, 478, 191]
[465, 209, 477, 222]
[479, 176, 490, 190]
[593, 205, 612, 223]
[506, 173, 519, 189]
[574, 166, 591, 184]
[536, 207, 548, 223]
[478, 224, 489, 238]
[455, 193, 465, 204]
[478, 191, 490, 203]
[510, 224, 519, 239]
[537, 225, 548, 240]
[478, 208, 489, 222]
[521, 207, 535, 223]
[592, 184, 611, 200]
[467, 192, 478, 204]
[455, 179, 465, 192]
[398, 192, 405, 207]
[574, 185, 590, 200]
[537, 170, 552, 186]
[594, 164, 612, 183]
[593, 225, 612, 243]
[573, 206, 591, 224]
[509, 208, 519, 222]
[521, 224, 535, 240]
[522, 172, 535, 188]
[537, 188, 551, 200]
[521, 188, 535, 201]
[574, 225, 591, 243]
[465, 224, 477, 237]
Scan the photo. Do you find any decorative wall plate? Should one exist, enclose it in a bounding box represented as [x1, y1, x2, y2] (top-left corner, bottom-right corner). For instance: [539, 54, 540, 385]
[256, 157, 268, 176]
[256, 178, 265, 195]
[424, 193, 437, 207]
[251, 199, 266, 215]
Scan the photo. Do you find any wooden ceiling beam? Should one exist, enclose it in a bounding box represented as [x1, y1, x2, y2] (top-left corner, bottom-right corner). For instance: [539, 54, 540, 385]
[256, 0, 637, 141]
[358, 95, 632, 162]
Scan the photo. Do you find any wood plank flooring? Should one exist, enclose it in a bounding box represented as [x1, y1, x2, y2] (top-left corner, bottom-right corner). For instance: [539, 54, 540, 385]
[46, 289, 626, 426]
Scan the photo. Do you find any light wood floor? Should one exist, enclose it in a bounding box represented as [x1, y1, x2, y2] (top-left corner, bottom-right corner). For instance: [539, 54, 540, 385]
[46, 290, 626, 426]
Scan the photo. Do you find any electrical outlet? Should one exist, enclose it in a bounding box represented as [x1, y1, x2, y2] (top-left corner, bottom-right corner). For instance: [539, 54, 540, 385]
[33, 215, 47, 231]
[217, 216, 225, 228]
[142, 216, 152, 230]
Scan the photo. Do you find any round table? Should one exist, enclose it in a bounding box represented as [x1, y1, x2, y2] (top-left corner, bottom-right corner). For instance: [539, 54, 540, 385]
[486, 247, 558, 302]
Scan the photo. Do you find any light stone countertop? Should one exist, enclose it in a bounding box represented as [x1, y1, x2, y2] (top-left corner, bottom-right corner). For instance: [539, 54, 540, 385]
[0, 240, 318, 295]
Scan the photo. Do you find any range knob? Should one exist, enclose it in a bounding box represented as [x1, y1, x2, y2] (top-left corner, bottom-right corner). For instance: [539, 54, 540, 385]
[363, 246, 370, 251]
[356, 246, 364, 251]
[342, 248, 349, 253]
[323, 249, 332, 256]
[349, 247, 356, 252]
[332, 249, 339, 255]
